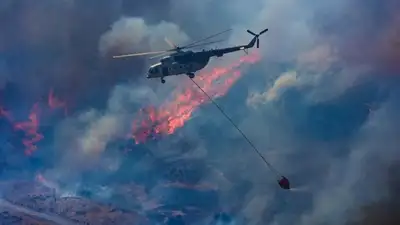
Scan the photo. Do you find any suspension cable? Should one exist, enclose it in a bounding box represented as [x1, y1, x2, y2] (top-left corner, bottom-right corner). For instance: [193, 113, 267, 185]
[189, 77, 281, 177]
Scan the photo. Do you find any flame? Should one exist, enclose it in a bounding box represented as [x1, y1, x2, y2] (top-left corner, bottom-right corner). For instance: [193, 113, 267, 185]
[14, 103, 44, 155]
[0, 107, 12, 121]
[48, 88, 68, 115]
[131, 52, 261, 144]
[0, 104, 43, 155]
[0, 88, 67, 156]
[35, 173, 46, 183]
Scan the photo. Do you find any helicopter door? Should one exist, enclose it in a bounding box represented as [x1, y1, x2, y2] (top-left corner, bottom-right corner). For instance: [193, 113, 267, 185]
[162, 67, 169, 76]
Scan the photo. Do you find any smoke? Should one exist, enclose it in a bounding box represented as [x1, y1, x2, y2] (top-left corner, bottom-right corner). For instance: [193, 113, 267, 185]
[0, 60, 9, 90]
[47, 84, 158, 181]
[0, 0, 174, 109]
[231, 0, 400, 224]
[1, 0, 400, 224]
[159, 0, 400, 224]
[99, 17, 189, 56]
[247, 71, 298, 105]
[348, 162, 400, 225]
[295, 98, 400, 225]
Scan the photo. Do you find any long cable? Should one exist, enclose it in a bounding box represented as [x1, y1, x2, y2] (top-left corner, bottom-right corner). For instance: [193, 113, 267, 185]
[189, 77, 281, 177]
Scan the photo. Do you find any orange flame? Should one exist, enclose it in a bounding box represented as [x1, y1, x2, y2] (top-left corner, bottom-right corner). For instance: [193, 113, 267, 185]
[0, 88, 68, 156]
[14, 103, 44, 155]
[48, 88, 68, 115]
[131, 52, 261, 144]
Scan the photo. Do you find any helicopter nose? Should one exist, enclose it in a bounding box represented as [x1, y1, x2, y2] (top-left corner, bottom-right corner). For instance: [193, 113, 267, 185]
[147, 70, 152, 78]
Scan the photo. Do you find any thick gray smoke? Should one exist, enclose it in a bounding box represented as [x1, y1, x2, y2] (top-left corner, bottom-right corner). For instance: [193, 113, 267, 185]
[1, 0, 400, 224]
[347, 162, 400, 225]
[99, 17, 189, 56]
[160, 0, 400, 224]
[0, 0, 175, 108]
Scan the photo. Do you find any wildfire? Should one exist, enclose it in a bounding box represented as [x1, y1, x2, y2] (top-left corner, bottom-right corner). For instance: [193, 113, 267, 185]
[48, 88, 68, 115]
[13, 103, 43, 155]
[1, 52, 261, 152]
[131, 52, 261, 144]
[0, 89, 67, 155]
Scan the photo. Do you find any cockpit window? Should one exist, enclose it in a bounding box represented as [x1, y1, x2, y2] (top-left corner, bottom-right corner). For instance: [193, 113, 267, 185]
[149, 64, 161, 74]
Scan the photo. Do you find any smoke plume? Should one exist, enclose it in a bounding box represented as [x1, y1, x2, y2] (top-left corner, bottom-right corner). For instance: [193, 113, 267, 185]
[1, 0, 400, 224]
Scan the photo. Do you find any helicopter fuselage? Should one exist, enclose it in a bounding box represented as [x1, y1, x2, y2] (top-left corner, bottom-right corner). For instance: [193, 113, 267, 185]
[145, 27, 267, 84]
[147, 51, 211, 82]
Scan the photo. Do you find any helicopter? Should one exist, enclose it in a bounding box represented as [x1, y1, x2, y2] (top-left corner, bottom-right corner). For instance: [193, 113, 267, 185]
[113, 28, 268, 84]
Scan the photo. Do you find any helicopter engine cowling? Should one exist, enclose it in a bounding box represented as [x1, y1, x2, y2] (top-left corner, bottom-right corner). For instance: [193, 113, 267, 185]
[161, 56, 174, 64]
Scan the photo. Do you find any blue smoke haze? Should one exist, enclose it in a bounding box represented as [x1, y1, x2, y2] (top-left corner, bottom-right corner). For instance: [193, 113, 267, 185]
[1, 0, 400, 224]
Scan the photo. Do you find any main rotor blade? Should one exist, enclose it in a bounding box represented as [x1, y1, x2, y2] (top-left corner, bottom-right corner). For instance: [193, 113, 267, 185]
[259, 28, 268, 35]
[149, 40, 225, 59]
[113, 50, 168, 58]
[164, 37, 177, 49]
[247, 30, 257, 36]
[149, 52, 170, 59]
[182, 28, 232, 49]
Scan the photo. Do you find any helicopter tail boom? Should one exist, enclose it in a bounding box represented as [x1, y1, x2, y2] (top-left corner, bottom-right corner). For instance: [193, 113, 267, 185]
[246, 28, 268, 49]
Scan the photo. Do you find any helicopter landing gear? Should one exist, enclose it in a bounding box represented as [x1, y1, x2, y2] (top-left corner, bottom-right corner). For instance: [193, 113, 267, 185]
[161, 78, 166, 84]
[187, 73, 195, 79]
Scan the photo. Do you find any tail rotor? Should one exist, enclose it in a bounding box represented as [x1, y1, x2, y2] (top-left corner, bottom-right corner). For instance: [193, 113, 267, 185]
[247, 28, 268, 48]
